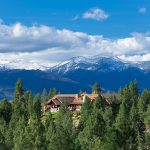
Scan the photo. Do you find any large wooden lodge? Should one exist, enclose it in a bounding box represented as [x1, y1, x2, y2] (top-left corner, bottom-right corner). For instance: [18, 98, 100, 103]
[44, 93, 117, 112]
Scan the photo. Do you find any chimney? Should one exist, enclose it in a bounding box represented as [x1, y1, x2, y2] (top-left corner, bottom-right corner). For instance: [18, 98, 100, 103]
[75, 94, 79, 99]
[83, 95, 86, 102]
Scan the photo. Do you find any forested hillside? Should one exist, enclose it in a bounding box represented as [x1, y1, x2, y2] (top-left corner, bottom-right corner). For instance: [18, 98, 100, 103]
[0, 80, 150, 149]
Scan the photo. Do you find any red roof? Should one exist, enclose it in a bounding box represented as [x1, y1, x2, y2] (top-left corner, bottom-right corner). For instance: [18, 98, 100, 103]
[45, 93, 117, 106]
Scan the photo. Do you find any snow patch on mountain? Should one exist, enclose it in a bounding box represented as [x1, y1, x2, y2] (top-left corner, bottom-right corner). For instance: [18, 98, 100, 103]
[0, 58, 52, 71]
[1, 54, 150, 73]
[131, 61, 150, 71]
[50, 55, 134, 74]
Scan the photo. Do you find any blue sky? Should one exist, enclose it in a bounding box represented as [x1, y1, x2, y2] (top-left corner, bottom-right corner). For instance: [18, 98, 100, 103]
[0, 0, 149, 37]
[0, 0, 150, 69]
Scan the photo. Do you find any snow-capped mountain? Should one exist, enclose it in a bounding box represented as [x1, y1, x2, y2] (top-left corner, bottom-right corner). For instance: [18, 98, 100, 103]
[134, 61, 150, 72]
[1, 54, 150, 73]
[0, 58, 52, 71]
[49, 55, 146, 74]
[1, 55, 150, 99]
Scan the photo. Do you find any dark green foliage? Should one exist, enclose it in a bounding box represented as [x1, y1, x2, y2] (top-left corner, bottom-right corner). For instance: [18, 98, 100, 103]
[129, 80, 139, 101]
[12, 80, 28, 121]
[48, 103, 74, 150]
[77, 96, 106, 150]
[78, 111, 105, 149]
[24, 116, 46, 150]
[33, 93, 41, 118]
[0, 97, 12, 123]
[103, 106, 113, 128]
[94, 95, 106, 112]
[102, 128, 120, 150]
[0, 130, 6, 149]
[92, 82, 101, 94]
[109, 95, 120, 119]
[78, 96, 92, 131]
[115, 82, 141, 150]
[13, 116, 27, 149]
[138, 89, 150, 119]
[0, 80, 149, 149]
[48, 88, 58, 99]
[0, 118, 7, 149]
[27, 91, 33, 117]
[144, 104, 150, 149]
[41, 88, 48, 103]
[144, 105, 150, 129]
[0, 117, 13, 149]
[44, 112, 56, 149]
[13, 79, 24, 99]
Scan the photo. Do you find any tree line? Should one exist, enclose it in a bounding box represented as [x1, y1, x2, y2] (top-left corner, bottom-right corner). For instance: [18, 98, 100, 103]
[0, 80, 150, 149]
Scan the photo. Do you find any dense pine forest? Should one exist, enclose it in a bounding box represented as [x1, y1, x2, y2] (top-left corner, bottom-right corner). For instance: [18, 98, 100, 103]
[0, 80, 150, 150]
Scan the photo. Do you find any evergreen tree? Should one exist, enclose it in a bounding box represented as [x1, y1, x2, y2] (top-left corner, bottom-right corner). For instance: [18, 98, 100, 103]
[92, 82, 101, 94]
[48, 88, 58, 99]
[138, 89, 150, 119]
[78, 113, 104, 150]
[78, 98, 105, 150]
[13, 79, 24, 105]
[0, 117, 14, 149]
[109, 95, 120, 119]
[12, 80, 27, 120]
[41, 88, 48, 103]
[144, 104, 150, 149]
[103, 106, 113, 128]
[23, 91, 30, 119]
[27, 91, 33, 117]
[115, 83, 140, 150]
[13, 79, 23, 97]
[102, 128, 120, 150]
[89, 137, 102, 150]
[129, 80, 139, 101]
[0, 130, 6, 149]
[115, 86, 132, 149]
[13, 117, 27, 149]
[0, 118, 7, 149]
[0, 79, 150, 149]
[78, 96, 92, 131]
[24, 116, 46, 150]
[0, 97, 12, 123]
[49, 103, 74, 150]
[94, 95, 106, 112]
[33, 93, 41, 119]
[128, 98, 140, 150]
[44, 112, 56, 149]
[10, 80, 28, 134]
[144, 104, 150, 131]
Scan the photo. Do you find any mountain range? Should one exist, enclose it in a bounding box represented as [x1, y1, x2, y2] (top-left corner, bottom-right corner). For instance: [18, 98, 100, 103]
[0, 55, 150, 99]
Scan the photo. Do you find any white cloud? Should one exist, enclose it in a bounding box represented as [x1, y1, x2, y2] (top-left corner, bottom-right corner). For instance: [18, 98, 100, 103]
[0, 22, 150, 69]
[82, 7, 109, 21]
[138, 7, 146, 14]
[118, 53, 150, 62]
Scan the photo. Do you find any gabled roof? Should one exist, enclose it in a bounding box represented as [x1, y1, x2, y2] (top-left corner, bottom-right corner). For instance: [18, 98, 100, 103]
[46, 94, 76, 105]
[45, 93, 118, 106]
[80, 93, 98, 101]
[53, 98, 62, 105]
[101, 93, 118, 99]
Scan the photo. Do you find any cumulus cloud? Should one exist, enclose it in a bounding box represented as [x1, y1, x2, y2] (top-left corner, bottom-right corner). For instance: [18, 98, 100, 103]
[138, 7, 146, 14]
[118, 54, 150, 62]
[82, 7, 109, 21]
[0, 22, 150, 69]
